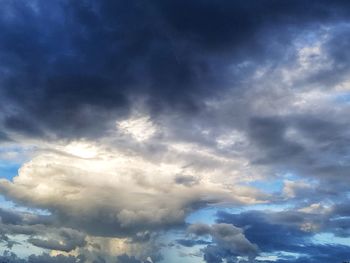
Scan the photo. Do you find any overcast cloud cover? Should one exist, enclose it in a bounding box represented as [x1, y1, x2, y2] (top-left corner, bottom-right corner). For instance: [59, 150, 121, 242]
[1, 0, 350, 262]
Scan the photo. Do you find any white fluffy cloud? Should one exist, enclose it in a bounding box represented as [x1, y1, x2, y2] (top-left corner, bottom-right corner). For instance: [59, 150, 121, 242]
[0, 120, 268, 261]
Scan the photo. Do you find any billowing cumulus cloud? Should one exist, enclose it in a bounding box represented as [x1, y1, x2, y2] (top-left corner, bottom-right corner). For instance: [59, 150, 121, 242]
[0, 134, 266, 261]
[0, 139, 265, 236]
[1, 0, 350, 262]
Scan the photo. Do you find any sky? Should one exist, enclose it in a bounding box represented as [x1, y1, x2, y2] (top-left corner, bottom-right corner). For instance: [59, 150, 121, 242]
[1, 0, 350, 262]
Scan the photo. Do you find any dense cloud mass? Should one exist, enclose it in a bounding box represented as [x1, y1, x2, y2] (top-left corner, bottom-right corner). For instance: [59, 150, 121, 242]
[0, 0, 350, 139]
[1, 0, 350, 262]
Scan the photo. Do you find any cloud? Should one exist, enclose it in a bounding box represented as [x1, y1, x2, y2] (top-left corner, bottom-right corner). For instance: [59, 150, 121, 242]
[0, 137, 265, 261]
[0, 251, 85, 263]
[0, 206, 89, 255]
[27, 228, 86, 252]
[1, 0, 350, 140]
[186, 223, 258, 262]
[116, 254, 141, 263]
[0, 139, 264, 235]
[2, 0, 350, 262]
[215, 209, 350, 262]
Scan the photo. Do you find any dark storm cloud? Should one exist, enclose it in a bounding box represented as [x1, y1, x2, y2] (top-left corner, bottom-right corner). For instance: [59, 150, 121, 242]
[217, 210, 312, 252]
[215, 210, 350, 263]
[2, 0, 350, 139]
[178, 207, 350, 262]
